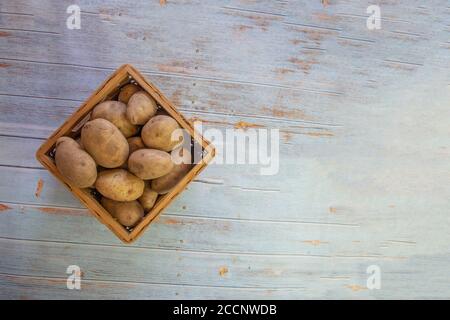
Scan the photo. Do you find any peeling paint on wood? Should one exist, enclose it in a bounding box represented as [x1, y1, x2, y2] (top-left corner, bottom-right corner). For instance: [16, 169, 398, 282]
[34, 179, 44, 198]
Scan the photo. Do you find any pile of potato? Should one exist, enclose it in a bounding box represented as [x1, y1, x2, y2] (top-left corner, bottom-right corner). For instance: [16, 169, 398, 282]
[54, 83, 192, 228]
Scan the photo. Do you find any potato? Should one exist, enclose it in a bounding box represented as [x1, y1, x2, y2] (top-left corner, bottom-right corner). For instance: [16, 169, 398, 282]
[127, 136, 145, 154]
[118, 83, 141, 104]
[95, 169, 144, 201]
[81, 118, 129, 168]
[54, 137, 97, 188]
[118, 137, 145, 170]
[91, 101, 138, 138]
[138, 183, 158, 211]
[151, 148, 192, 194]
[126, 91, 157, 125]
[101, 197, 144, 227]
[75, 137, 84, 149]
[141, 115, 184, 152]
[128, 149, 174, 180]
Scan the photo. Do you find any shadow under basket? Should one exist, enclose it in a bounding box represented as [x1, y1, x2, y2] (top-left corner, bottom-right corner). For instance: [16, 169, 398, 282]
[35, 64, 215, 243]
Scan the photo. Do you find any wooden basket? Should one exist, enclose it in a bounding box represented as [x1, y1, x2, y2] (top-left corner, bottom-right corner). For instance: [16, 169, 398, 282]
[36, 64, 215, 243]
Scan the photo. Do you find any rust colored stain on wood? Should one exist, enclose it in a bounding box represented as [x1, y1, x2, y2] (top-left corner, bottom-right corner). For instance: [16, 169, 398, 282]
[234, 121, 264, 130]
[170, 88, 182, 106]
[222, 9, 282, 31]
[290, 39, 305, 45]
[34, 179, 44, 198]
[281, 131, 293, 142]
[37, 207, 87, 216]
[0, 31, 10, 37]
[274, 68, 295, 76]
[234, 25, 254, 33]
[0, 63, 11, 68]
[322, 0, 330, 7]
[303, 131, 334, 137]
[303, 240, 328, 246]
[346, 284, 367, 292]
[163, 217, 182, 225]
[189, 116, 264, 130]
[262, 106, 309, 121]
[159, 0, 167, 6]
[0, 203, 12, 211]
[314, 12, 338, 22]
[219, 266, 229, 277]
[288, 57, 318, 74]
[157, 61, 192, 74]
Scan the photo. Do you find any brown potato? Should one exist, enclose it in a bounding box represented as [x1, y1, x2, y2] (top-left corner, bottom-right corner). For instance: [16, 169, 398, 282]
[128, 149, 174, 180]
[138, 183, 158, 211]
[141, 115, 184, 152]
[151, 148, 192, 194]
[127, 136, 145, 154]
[91, 101, 138, 138]
[81, 118, 129, 168]
[126, 91, 157, 125]
[101, 197, 144, 227]
[118, 83, 141, 104]
[95, 169, 144, 201]
[54, 137, 97, 188]
[119, 137, 146, 170]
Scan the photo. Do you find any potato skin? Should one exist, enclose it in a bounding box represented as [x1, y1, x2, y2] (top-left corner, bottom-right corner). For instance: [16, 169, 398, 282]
[101, 197, 144, 227]
[151, 148, 192, 194]
[138, 183, 158, 211]
[91, 101, 138, 138]
[118, 84, 141, 104]
[119, 137, 146, 170]
[128, 149, 174, 180]
[127, 136, 145, 154]
[55, 137, 97, 188]
[95, 169, 144, 201]
[81, 118, 129, 168]
[141, 115, 184, 152]
[126, 91, 158, 125]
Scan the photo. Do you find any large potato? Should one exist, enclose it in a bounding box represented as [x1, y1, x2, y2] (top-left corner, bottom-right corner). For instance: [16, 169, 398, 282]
[141, 115, 184, 151]
[101, 197, 144, 227]
[55, 137, 97, 188]
[126, 91, 157, 125]
[118, 83, 141, 104]
[95, 169, 144, 201]
[81, 118, 129, 168]
[91, 101, 138, 138]
[128, 149, 174, 180]
[151, 148, 192, 194]
[138, 183, 158, 211]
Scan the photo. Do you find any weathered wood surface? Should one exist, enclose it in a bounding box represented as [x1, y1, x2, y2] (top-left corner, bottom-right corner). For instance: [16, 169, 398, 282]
[0, 0, 449, 299]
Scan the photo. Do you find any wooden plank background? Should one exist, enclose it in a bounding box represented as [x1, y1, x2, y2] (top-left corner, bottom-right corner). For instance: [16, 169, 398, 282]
[0, 0, 449, 299]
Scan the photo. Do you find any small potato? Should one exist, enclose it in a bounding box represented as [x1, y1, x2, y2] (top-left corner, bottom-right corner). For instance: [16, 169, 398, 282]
[91, 101, 138, 138]
[118, 83, 141, 104]
[127, 136, 145, 154]
[141, 115, 184, 152]
[95, 169, 144, 201]
[151, 148, 192, 194]
[119, 137, 146, 170]
[81, 118, 129, 168]
[138, 183, 158, 211]
[128, 149, 174, 180]
[101, 197, 144, 227]
[55, 137, 97, 188]
[126, 91, 157, 125]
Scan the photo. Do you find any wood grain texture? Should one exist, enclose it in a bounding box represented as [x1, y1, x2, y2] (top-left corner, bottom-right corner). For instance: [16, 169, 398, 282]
[0, 0, 449, 299]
